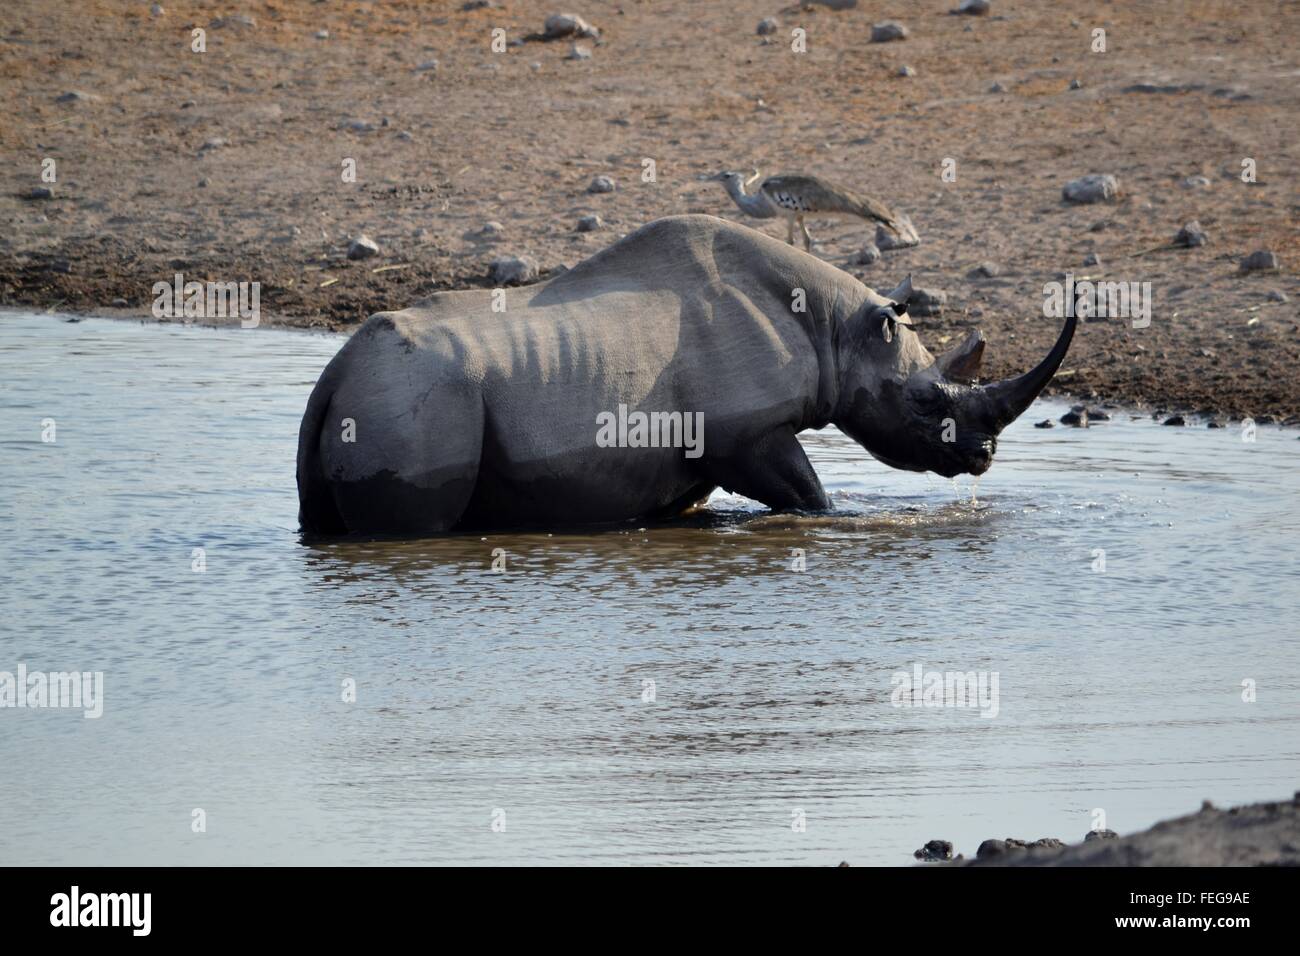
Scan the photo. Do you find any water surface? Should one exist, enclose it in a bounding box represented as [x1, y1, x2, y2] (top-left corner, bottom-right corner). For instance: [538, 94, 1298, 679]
[1, 312, 1297, 865]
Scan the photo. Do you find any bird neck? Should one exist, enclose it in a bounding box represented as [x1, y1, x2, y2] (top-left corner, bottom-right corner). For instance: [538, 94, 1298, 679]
[725, 178, 772, 217]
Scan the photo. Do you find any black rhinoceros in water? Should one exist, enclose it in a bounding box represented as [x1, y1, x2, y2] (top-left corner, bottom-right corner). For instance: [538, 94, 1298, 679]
[297, 215, 1075, 535]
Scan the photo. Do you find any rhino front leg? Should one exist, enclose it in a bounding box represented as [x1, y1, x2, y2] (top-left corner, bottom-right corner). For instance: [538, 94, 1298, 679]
[705, 425, 831, 513]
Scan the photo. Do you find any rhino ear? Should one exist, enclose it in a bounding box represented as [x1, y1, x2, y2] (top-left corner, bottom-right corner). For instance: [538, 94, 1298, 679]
[884, 274, 914, 306]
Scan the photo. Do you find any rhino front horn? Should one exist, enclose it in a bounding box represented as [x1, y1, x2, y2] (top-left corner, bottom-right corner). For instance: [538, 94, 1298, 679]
[982, 313, 1078, 429]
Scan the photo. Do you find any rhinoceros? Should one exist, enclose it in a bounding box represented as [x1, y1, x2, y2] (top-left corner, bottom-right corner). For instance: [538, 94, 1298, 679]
[297, 215, 1074, 535]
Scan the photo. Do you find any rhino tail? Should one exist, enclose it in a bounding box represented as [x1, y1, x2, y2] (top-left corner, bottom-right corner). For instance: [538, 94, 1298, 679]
[296, 378, 347, 535]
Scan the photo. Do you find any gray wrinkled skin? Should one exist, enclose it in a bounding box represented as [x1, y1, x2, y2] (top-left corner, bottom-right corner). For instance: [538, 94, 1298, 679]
[297, 215, 1073, 535]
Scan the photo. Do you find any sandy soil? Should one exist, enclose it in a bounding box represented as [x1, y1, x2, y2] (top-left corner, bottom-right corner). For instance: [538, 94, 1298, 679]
[2, 0, 1297, 418]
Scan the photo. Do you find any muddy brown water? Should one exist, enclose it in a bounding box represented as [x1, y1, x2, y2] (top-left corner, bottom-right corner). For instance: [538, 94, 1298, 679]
[1, 312, 1297, 864]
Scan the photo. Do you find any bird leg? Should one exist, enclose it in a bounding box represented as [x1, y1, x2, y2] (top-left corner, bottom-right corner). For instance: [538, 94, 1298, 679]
[800, 216, 817, 251]
[786, 216, 796, 246]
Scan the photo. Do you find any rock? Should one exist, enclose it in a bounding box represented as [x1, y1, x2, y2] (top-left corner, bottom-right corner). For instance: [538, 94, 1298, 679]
[347, 235, 380, 260]
[151, 3, 164, 15]
[1239, 250, 1279, 273]
[968, 261, 999, 279]
[870, 21, 909, 43]
[1060, 405, 1088, 427]
[414, 59, 439, 72]
[1063, 174, 1119, 204]
[576, 214, 603, 232]
[1086, 407, 1111, 421]
[909, 288, 946, 317]
[856, 243, 881, 265]
[757, 17, 779, 36]
[1034, 419, 1055, 428]
[197, 178, 210, 188]
[1265, 290, 1287, 303]
[913, 839, 953, 861]
[876, 214, 920, 250]
[542, 13, 599, 39]
[976, 839, 1024, 859]
[988, 81, 1008, 93]
[1069, 78, 1082, 90]
[1029, 838, 1066, 850]
[953, 0, 990, 14]
[566, 43, 592, 60]
[462, 0, 495, 9]
[23, 186, 54, 200]
[490, 255, 539, 285]
[1084, 829, 1119, 841]
[1174, 220, 1208, 248]
[396, 130, 414, 142]
[56, 90, 95, 103]
[198, 137, 227, 152]
[210, 14, 256, 29]
[1082, 252, 1101, 267]
[1163, 414, 1186, 426]
[1207, 419, 1225, 429]
[1182, 175, 1211, 188]
[587, 175, 616, 194]
[897, 64, 918, 77]
[315, 29, 329, 40]
[340, 119, 377, 133]
[476, 221, 505, 241]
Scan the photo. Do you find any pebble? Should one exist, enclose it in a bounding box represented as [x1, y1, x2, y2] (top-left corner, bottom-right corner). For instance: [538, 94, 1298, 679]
[197, 178, 210, 188]
[111, 297, 129, 307]
[490, 255, 539, 285]
[340, 119, 377, 133]
[1069, 78, 1082, 90]
[347, 235, 380, 260]
[953, 0, 990, 13]
[396, 130, 414, 142]
[576, 214, 602, 232]
[1083, 252, 1101, 267]
[23, 186, 54, 200]
[566, 43, 592, 60]
[968, 261, 999, 279]
[1060, 405, 1088, 427]
[1087, 407, 1111, 421]
[414, 59, 439, 72]
[1063, 174, 1119, 204]
[1034, 419, 1055, 428]
[976, 839, 1022, 859]
[856, 243, 881, 265]
[1163, 414, 1186, 426]
[543, 13, 599, 39]
[876, 214, 920, 250]
[210, 14, 256, 29]
[1174, 220, 1208, 248]
[1239, 250, 1279, 273]
[1182, 175, 1211, 188]
[477, 221, 505, 241]
[1266, 290, 1287, 303]
[151, 3, 164, 15]
[988, 81, 1008, 93]
[587, 175, 616, 194]
[898, 64, 917, 77]
[56, 90, 95, 103]
[315, 29, 329, 40]
[757, 17, 779, 36]
[912, 839, 953, 861]
[909, 287, 946, 317]
[870, 21, 909, 43]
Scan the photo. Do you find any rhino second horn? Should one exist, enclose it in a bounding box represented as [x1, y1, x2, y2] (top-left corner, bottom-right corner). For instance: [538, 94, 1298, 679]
[982, 314, 1078, 429]
[884, 274, 914, 305]
[935, 329, 985, 383]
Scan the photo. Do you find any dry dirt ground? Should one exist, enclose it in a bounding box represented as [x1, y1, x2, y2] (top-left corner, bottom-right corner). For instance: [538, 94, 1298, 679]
[2, 0, 1297, 418]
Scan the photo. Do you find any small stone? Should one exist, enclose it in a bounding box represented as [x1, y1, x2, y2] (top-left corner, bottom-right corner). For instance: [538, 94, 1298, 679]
[1063, 174, 1119, 204]
[1083, 252, 1101, 267]
[1174, 220, 1208, 248]
[988, 81, 1008, 93]
[1029, 838, 1066, 850]
[1207, 419, 1225, 429]
[757, 17, 779, 36]
[197, 178, 210, 188]
[968, 261, 999, 279]
[587, 175, 616, 194]
[876, 214, 920, 250]
[953, 0, 990, 14]
[1086, 407, 1111, 421]
[1182, 175, 1211, 188]
[870, 21, 909, 43]
[856, 243, 881, 265]
[566, 43, 592, 60]
[1239, 250, 1279, 273]
[56, 90, 95, 103]
[576, 214, 603, 232]
[490, 255, 539, 285]
[1061, 405, 1088, 427]
[1265, 290, 1287, 303]
[912, 839, 952, 861]
[396, 130, 414, 142]
[341, 119, 377, 133]
[898, 64, 917, 77]
[1034, 420, 1055, 429]
[315, 29, 329, 40]
[1084, 829, 1119, 841]
[210, 13, 256, 29]
[347, 235, 380, 260]
[111, 297, 128, 307]
[976, 839, 1023, 859]
[151, 3, 164, 15]
[23, 186, 54, 200]
[477, 221, 505, 241]
[198, 137, 227, 152]
[909, 288, 946, 317]
[1069, 78, 1082, 90]
[542, 13, 599, 40]
[1163, 414, 1186, 426]
[414, 59, 439, 72]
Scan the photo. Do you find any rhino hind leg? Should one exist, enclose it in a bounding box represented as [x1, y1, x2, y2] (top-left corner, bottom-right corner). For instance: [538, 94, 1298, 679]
[704, 425, 831, 513]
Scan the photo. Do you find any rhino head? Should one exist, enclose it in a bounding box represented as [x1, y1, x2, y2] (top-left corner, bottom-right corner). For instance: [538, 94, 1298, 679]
[833, 276, 1077, 478]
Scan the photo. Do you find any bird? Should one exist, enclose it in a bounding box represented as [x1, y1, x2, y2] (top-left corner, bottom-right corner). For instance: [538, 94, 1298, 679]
[709, 169, 901, 251]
